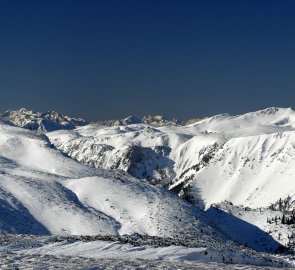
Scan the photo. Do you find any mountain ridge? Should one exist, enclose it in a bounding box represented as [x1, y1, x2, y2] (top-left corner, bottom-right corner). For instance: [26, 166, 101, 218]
[0, 108, 88, 132]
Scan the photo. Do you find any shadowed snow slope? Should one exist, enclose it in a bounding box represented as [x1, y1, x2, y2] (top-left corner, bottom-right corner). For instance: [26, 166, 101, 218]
[0, 121, 212, 238]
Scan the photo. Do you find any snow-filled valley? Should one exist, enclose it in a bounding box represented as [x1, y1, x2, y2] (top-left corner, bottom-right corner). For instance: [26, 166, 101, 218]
[1, 107, 295, 268]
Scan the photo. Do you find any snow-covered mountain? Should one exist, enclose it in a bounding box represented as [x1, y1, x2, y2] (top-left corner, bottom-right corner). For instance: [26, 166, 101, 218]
[178, 107, 295, 208]
[0, 108, 88, 132]
[48, 107, 295, 211]
[1, 107, 295, 268]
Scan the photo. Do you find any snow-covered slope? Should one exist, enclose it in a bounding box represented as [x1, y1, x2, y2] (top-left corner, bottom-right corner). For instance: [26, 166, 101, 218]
[174, 108, 295, 209]
[47, 107, 295, 211]
[0, 108, 88, 132]
[188, 107, 295, 133]
[190, 131, 295, 209]
[0, 120, 215, 238]
[48, 124, 226, 185]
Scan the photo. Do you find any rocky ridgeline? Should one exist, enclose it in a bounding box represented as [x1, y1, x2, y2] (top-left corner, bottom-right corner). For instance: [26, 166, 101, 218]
[0, 108, 88, 132]
[95, 115, 206, 127]
[0, 108, 207, 130]
[96, 115, 183, 126]
[95, 115, 207, 126]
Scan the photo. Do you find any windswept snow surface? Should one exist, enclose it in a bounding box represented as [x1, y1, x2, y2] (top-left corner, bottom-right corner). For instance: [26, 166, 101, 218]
[48, 107, 295, 209]
[0, 235, 293, 269]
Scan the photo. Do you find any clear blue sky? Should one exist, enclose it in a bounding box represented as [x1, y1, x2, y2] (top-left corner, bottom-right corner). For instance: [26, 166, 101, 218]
[1, 0, 295, 120]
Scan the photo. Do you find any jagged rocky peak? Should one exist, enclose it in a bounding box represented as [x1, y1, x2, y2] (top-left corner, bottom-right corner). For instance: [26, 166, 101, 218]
[96, 114, 183, 126]
[142, 115, 183, 126]
[0, 108, 88, 132]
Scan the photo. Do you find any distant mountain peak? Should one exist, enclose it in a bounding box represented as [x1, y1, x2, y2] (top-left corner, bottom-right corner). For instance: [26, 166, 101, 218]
[0, 108, 88, 132]
[96, 114, 183, 126]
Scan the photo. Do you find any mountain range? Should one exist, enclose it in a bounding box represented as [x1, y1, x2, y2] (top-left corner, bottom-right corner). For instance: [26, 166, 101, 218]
[1, 107, 295, 268]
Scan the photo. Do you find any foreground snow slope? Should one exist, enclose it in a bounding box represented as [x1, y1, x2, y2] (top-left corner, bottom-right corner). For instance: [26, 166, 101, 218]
[0, 235, 292, 269]
[48, 107, 295, 209]
[0, 120, 213, 238]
